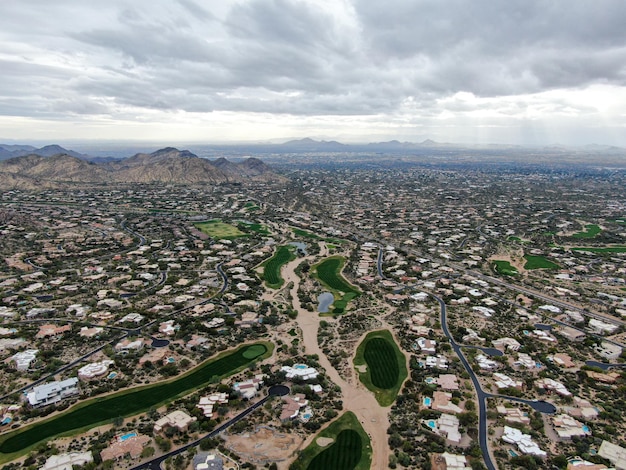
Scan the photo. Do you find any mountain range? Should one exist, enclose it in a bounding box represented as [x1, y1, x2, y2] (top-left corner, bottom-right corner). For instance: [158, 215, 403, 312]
[0, 146, 283, 189]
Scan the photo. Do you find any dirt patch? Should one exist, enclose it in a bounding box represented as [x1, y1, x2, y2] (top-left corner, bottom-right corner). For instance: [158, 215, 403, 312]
[223, 426, 304, 464]
[355, 364, 367, 373]
[316, 437, 334, 447]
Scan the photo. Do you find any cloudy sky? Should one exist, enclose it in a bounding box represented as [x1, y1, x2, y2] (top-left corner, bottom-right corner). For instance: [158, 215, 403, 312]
[2, 0, 626, 145]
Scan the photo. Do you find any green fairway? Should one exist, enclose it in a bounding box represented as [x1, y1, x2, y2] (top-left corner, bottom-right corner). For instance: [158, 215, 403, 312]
[492, 260, 518, 276]
[571, 246, 626, 253]
[308, 430, 361, 470]
[353, 330, 407, 406]
[0, 342, 271, 459]
[260, 245, 295, 288]
[237, 221, 270, 234]
[523, 255, 559, 270]
[292, 228, 345, 244]
[313, 257, 360, 314]
[194, 220, 246, 239]
[290, 412, 371, 470]
[572, 224, 602, 239]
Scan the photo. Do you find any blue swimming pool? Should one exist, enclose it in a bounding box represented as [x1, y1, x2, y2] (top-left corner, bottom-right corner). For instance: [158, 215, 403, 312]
[427, 420, 436, 429]
[294, 364, 307, 370]
[107, 372, 117, 379]
[508, 449, 518, 457]
[423, 397, 432, 406]
[119, 432, 137, 442]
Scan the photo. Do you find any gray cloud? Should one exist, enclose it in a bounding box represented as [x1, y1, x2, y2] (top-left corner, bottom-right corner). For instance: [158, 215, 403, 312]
[0, 0, 625, 143]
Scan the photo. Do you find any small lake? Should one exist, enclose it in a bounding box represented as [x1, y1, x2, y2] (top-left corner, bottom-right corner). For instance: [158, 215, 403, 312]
[290, 241, 307, 255]
[317, 292, 334, 313]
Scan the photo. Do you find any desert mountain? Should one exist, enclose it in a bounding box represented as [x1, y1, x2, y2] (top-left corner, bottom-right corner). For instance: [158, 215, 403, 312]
[0, 144, 88, 161]
[0, 147, 283, 189]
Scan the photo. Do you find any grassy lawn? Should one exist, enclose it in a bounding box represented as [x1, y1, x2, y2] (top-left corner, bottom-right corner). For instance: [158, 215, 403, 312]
[260, 245, 296, 288]
[572, 224, 602, 239]
[353, 330, 407, 406]
[0, 342, 272, 461]
[492, 260, 519, 276]
[194, 219, 247, 239]
[313, 256, 360, 314]
[290, 412, 371, 470]
[523, 255, 559, 270]
[571, 246, 626, 253]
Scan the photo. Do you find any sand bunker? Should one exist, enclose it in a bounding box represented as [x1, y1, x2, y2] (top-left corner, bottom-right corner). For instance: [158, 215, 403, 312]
[316, 437, 334, 447]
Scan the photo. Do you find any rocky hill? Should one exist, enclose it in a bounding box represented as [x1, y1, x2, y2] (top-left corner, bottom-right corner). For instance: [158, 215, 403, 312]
[0, 147, 284, 189]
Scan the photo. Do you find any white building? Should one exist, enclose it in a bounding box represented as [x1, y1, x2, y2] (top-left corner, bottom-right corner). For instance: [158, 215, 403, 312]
[281, 364, 319, 380]
[26, 378, 79, 408]
[502, 426, 546, 458]
[41, 451, 93, 470]
[11, 349, 38, 371]
[78, 360, 114, 380]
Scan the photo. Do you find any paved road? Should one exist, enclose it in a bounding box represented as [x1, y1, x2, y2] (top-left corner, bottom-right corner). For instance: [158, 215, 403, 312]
[376, 246, 385, 278]
[432, 294, 497, 470]
[432, 294, 556, 469]
[129, 386, 289, 470]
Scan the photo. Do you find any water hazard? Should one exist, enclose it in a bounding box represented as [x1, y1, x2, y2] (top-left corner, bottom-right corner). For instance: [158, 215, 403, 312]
[317, 292, 334, 313]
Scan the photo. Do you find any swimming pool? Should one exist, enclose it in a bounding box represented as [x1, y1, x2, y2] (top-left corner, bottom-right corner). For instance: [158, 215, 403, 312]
[167, 357, 176, 363]
[508, 449, 519, 457]
[293, 364, 307, 370]
[1, 417, 12, 425]
[582, 425, 590, 433]
[425, 377, 435, 384]
[427, 420, 436, 430]
[119, 432, 137, 442]
[107, 372, 117, 379]
[423, 397, 432, 407]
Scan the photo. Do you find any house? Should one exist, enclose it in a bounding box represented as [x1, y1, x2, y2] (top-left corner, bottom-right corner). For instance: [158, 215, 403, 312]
[476, 354, 498, 370]
[154, 410, 196, 433]
[428, 414, 462, 444]
[100, 434, 151, 462]
[433, 452, 470, 470]
[496, 405, 530, 425]
[552, 353, 575, 368]
[598, 440, 626, 470]
[78, 360, 114, 380]
[416, 337, 436, 354]
[552, 414, 591, 440]
[502, 426, 546, 458]
[594, 341, 622, 360]
[281, 364, 319, 380]
[436, 374, 459, 391]
[535, 378, 571, 397]
[280, 394, 308, 421]
[492, 337, 521, 351]
[11, 349, 38, 371]
[493, 373, 523, 390]
[41, 451, 93, 470]
[233, 376, 264, 400]
[559, 326, 586, 342]
[431, 391, 463, 414]
[194, 453, 224, 470]
[26, 378, 79, 407]
[197, 393, 228, 417]
[36, 324, 71, 339]
[115, 338, 144, 353]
